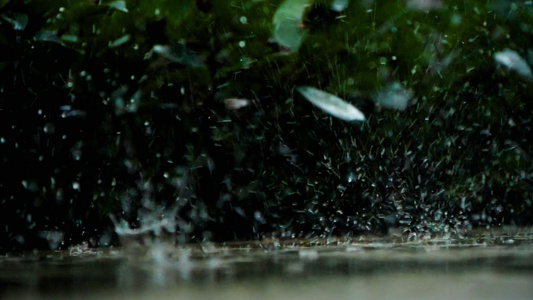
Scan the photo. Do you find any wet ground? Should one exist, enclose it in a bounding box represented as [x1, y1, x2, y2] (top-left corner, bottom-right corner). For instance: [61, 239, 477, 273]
[1, 228, 533, 300]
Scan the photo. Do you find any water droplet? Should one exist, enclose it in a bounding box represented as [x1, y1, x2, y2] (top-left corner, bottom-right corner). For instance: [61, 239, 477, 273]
[38, 230, 64, 249]
[72, 150, 82, 160]
[43, 122, 55, 134]
[375, 82, 413, 111]
[224, 98, 250, 110]
[254, 211, 265, 224]
[56, 189, 64, 203]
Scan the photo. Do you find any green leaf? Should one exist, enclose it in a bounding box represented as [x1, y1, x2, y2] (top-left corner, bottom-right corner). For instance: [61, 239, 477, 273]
[106, 1, 128, 13]
[272, 0, 311, 52]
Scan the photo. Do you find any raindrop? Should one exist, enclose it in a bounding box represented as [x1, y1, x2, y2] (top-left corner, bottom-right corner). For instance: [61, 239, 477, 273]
[375, 82, 413, 111]
[450, 13, 462, 26]
[109, 34, 130, 48]
[254, 211, 265, 224]
[71, 146, 82, 161]
[147, 44, 205, 68]
[224, 98, 250, 110]
[347, 172, 355, 183]
[239, 16, 247, 24]
[72, 182, 80, 190]
[15, 235, 25, 244]
[56, 189, 64, 203]
[43, 123, 55, 134]
[38, 231, 64, 249]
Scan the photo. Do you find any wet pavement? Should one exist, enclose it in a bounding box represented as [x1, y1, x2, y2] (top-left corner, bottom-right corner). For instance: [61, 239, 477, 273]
[1, 228, 532, 300]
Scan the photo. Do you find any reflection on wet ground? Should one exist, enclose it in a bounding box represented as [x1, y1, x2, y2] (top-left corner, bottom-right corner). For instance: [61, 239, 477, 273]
[1, 228, 532, 300]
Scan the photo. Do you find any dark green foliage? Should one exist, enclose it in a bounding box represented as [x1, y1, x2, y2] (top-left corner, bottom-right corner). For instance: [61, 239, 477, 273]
[0, 0, 531, 252]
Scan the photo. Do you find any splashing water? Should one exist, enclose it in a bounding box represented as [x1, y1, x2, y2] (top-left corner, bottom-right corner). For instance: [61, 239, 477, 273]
[1, 229, 533, 300]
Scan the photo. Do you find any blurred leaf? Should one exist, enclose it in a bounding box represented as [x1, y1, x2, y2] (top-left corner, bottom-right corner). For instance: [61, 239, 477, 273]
[106, 1, 128, 13]
[2, 12, 28, 31]
[297, 86, 366, 121]
[374, 82, 413, 111]
[272, 0, 311, 52]
[494, 49, 533, 80]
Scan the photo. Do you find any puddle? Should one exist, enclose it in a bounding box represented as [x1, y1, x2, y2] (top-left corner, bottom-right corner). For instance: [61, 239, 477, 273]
[1, 229, 532, 300]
